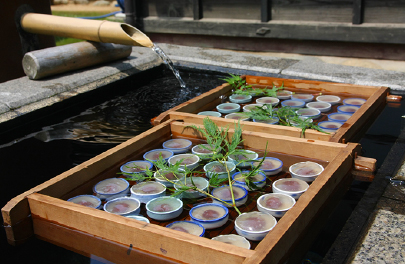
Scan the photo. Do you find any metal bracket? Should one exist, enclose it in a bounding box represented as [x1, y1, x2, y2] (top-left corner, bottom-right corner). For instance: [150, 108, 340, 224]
[256, 27, 271, 36]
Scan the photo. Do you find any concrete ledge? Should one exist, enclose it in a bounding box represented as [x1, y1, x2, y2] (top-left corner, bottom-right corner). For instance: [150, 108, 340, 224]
[282, 58, 405, 90]
[0, 46, 160, 124]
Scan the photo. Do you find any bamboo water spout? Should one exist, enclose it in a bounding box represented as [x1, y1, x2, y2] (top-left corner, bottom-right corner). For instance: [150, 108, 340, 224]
[20, 13, 153, 48]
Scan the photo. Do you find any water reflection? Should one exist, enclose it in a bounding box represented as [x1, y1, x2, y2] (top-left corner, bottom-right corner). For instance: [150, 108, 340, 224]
[34, 70, 225, 144]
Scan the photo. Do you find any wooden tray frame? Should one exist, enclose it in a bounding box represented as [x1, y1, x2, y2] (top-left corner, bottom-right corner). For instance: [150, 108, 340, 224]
[152, 75, 389, 143]
[3, 119, 362, 263]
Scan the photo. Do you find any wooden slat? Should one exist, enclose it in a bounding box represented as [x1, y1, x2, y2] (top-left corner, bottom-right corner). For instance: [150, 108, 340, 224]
[28, 193, 254, 264]
[169, 111, 332, 141]
[170, 121, 348, 162]
[34, 219, 180, 264]
[244, 75, 384, 97]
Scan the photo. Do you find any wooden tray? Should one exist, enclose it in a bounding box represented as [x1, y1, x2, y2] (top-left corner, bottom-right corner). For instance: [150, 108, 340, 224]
[152, 75, 390, 143]
[2, 118, 371, 263]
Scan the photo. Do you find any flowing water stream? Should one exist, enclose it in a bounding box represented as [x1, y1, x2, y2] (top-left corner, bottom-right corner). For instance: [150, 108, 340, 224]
[152, 44, 187, 88]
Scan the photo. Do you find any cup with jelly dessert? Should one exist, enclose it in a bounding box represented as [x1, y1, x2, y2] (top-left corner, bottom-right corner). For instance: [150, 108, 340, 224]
[189, 203, 229, 229]
[234, 211, 277, 241]
[257, 193, 296, 217]
[146, 196, 183, 221]
[103, 197, 141, 217]
[166, 220, 205, 237]
[130, 181, 166, 204]
[93, 178, 130, 201]
[272, 177, 309, 200]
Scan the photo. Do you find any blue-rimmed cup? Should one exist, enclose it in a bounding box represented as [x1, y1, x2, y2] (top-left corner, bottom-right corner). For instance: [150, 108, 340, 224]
[252, 157, 283, 176]
[211, 185, 248, 207]
[288, 116, 313, 128]
[276, 90, 292, 99]
[306, 101, 331, 112]
[174, 177, 209, 199]
[143, 149, 174, 163]
[257, 193, 296, 218]
[189, 203, 229, 229]
[127, 215, 150, 223]
[296, 108, 321, 119]
[67, 194, 102, 209]
[281, 99, 305, 108]
[211, 234, 251, 249]
[191, 144, 217, 160]
[120, 160, 153, 177]
[256, 97, 280, 106]
[197, 111, 222, 117]
[343, 98, 366, 106]
[216, 103, 240, 114]
[234, 211, 277, 241]
[224, 112, 250, 121]
[130, 181, 166, 204]
[232, 171, 267, 190]
[243, 104, 263, 112]
[253, 117, 279, 125]
[168, 154, 200, 170]
[103, 197, 141, 217]
[204, 161, 236, 179]
[146, 196, 183, 221]
[162, 138, 192, 154]
[316, 95, 341, 105]
[166, 220, 205, 236]
[154, 169, 185, 187]
[291, 93, 314, 102]
[228, 149, 259, 168]
[93, 178, 130, 201]
[318, 121, 343, 133]
[229, 94, 252, 104]
[272, 177, 309, 200]
[337, 105, 360, 114]
[328, 112, 352, 123]
[289, 161, 324, 182]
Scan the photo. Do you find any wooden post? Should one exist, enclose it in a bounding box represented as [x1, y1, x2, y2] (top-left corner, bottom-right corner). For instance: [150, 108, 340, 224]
[22, 41, 132, 80]
[193, 0, 203, 20]
[352, 0, 364, 25]
[261, 0, 271, 22]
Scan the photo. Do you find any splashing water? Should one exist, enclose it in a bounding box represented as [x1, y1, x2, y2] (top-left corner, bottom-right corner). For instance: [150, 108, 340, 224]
[152, 44, 187, 88]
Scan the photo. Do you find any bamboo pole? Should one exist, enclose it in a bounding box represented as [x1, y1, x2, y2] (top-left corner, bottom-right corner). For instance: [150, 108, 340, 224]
[20, 13, 153, 48]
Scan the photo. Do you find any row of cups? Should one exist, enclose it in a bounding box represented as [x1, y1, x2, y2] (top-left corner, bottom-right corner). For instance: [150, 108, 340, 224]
[198, 93, 366, 133]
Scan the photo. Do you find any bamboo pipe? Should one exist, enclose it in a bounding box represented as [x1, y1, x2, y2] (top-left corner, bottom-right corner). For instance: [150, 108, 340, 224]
[20, 13, 153, 48]
[23, 42, 132, 80]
